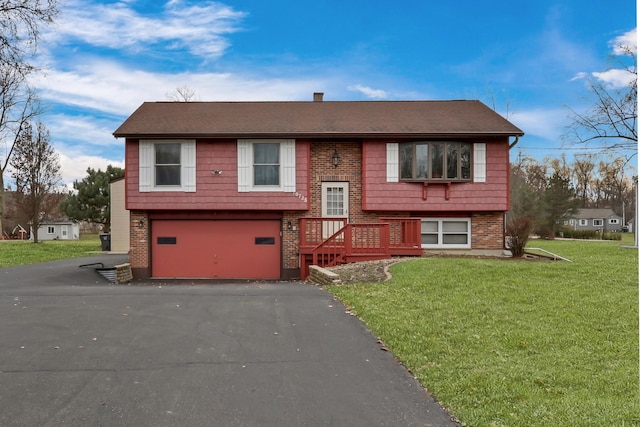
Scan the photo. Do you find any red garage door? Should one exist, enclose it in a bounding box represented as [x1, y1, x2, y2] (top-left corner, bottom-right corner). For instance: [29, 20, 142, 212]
[151, 220, 281, 279]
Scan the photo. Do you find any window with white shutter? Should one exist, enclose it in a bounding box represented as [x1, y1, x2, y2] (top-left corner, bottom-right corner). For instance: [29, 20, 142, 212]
[139, 140, 196, 192]
[237, 139, 296, 192]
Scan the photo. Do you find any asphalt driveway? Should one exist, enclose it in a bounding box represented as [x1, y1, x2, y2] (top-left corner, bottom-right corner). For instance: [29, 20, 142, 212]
[0, 255, 459, 426]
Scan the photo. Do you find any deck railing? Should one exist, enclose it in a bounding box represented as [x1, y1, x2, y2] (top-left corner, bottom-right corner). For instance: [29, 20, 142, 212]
[310, 223, 391, 267]
[299, 217, 422, 276]
[380, 217, 422, 250]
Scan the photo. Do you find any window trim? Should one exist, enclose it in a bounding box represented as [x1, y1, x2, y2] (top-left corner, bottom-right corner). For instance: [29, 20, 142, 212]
[47, 226, 55, 234]
[593, 219, 604, 227]
[238, 139, 296, 193]
[139, 139, 196, 192]
[578, 219, 588, 226]
[609, 218, 620, 224]
[421, 218, 471, 249]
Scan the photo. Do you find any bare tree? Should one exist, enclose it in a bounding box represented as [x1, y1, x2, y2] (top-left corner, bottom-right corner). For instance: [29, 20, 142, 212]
[0, 65, 39, 235]
[566, 44, 637, 155]
[0, 0, 58, 235]
[0, 0, 58, 75]
[166, 86, 199, 102]
[573, 154, 597, 207]
[10, 122, 61, 243]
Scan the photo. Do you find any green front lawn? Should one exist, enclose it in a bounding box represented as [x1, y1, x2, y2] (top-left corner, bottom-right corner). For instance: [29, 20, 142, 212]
[0, 234, 102, 267]
[328, 236, 638, 426]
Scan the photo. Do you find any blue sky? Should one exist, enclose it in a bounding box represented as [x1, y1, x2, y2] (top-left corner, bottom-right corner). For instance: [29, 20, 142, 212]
[25, 0, 637, 185]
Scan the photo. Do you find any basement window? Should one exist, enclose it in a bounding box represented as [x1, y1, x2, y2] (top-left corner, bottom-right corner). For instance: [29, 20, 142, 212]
[421, 218, 471, 249]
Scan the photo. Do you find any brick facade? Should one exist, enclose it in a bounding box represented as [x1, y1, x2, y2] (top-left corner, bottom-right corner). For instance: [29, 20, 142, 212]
[129, 210, 149, 277]
[471, 212, 505, 250]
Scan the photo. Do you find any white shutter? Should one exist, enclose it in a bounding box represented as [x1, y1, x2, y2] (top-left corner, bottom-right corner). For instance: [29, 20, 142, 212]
[182, 140, 196, 192]
[282, 139, 296, 192]
[237, 140, 251, 192]
[139, 141, 153, 192]
[386, 143, 399, 182]
[473, 143, 486, 183]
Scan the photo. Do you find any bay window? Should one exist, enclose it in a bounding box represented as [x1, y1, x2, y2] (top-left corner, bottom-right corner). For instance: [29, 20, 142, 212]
[400, 141, 472, 181]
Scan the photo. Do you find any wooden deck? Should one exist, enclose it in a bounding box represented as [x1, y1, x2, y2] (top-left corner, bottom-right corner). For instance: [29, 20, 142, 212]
[299, 218, 423, 278]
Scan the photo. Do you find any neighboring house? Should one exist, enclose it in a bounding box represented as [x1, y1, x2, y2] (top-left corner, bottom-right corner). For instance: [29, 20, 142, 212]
[113, 96, 524, 280]
[33, 221, 80, 241]
[564, 208, 623, 232]
[110, 177, 130, 253]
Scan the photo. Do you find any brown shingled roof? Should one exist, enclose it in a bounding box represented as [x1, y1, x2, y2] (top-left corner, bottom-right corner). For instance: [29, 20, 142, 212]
[113, 100, 524, 138]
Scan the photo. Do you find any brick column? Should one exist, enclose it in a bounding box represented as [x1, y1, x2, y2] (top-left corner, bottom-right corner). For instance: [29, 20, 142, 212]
[472, 212, 505, 250]
[129, 210, 150, 278]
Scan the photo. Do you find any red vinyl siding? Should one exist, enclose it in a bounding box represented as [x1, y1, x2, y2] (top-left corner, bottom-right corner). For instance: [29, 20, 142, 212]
[125, 139, 310, 211]
[362, 140, 510, 211]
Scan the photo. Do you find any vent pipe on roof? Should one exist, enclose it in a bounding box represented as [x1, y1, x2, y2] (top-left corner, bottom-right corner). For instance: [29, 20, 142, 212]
[313, 92, 324, 102]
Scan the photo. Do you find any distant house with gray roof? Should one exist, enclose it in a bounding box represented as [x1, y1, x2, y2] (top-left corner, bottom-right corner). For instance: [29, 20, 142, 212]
[564, 208, 623, 232]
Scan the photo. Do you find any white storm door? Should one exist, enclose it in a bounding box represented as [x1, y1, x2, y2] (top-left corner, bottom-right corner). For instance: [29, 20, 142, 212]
[321, 182, 349, 238]
[61, 225, 69, 239]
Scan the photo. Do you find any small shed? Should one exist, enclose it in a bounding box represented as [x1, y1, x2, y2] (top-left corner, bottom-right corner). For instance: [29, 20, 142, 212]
[34, 221, 80, 241]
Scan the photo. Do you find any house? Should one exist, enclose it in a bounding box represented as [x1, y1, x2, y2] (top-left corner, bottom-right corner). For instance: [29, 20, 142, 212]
[34, 220, 80, 241]
[109, 177, 130, 253]
[565, 208, 623, 232]
[113, 96, 524, 280]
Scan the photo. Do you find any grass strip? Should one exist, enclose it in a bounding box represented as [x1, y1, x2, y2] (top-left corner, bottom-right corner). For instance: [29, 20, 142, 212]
[0, 234, 102, 268]
[328, 237, 639, 426]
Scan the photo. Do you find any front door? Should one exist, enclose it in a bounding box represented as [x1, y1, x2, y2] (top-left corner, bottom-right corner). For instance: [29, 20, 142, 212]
[321, 182, 349, 238]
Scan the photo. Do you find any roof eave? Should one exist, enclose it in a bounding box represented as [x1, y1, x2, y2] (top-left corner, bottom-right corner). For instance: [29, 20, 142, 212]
[113, 131, 525, 139]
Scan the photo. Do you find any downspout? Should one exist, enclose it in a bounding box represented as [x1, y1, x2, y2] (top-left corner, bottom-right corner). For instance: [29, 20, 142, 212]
[505, 135, 520, 252]
[508, 135, 520, 149]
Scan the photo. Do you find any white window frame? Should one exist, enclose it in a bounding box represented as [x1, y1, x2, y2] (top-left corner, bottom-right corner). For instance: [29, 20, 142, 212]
[238, 139, 295, 192]
[609, 218, 620, 225]
[593, 219, 604, 227]
[47, 226, 55, 234]
[578, 219, 588, 226]
[421, 218, 471, 249]
[139, 140, 196, 192]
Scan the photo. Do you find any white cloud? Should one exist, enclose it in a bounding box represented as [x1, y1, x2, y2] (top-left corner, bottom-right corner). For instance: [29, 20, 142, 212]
[57, 150, 124, 188]
[592, 68, 636, 89]
[610, 28, 637, 55]
[508, 108, 568, 142]
[34, 58, 333, 115]
[44, 114, 122, 148]
[570, 72, 587, 81]
[348, 84, 389, 99]
[48, 0, 246, 58]
[570, 27, 636, 88]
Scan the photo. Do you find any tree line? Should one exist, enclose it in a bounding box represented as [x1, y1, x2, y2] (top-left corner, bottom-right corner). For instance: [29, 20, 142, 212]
[508, 153, 636, 238]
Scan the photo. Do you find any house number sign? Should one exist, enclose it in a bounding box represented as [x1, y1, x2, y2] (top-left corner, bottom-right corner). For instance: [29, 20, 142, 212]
[293, 191, 308, 202]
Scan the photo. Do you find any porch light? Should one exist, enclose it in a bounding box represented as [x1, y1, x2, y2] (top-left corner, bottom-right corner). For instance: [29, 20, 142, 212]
[138, 219, 145, 228]
[332, 149, 340, 168]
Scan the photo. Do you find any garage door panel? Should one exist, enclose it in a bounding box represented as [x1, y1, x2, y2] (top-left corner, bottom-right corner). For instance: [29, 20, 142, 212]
[152, 220, 280, 279]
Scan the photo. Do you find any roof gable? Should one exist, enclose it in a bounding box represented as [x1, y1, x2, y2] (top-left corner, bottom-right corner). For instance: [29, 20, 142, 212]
[114, 100, 524, 139]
